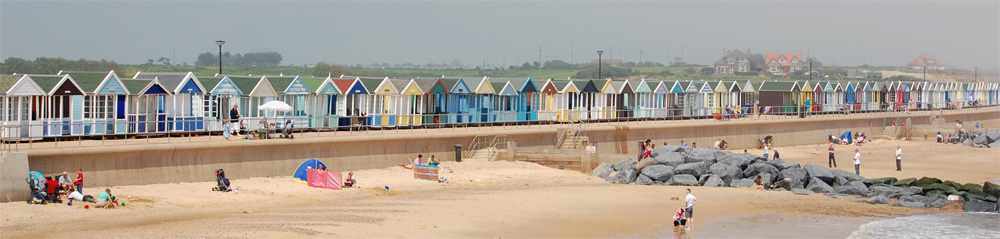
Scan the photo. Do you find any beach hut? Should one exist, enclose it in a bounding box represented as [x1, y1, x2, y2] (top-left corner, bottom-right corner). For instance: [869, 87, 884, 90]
[510, 78, 539, 122]
[414, 78, 448, 125]
[728, 81, 744, 114]
[1, 75, 46, 140]
[226, 76, 278, 130]
[758, 81, 800, 114]
[300, 76, 341, 129]
[552, 79, 581, 122]
[199, 76, 239, 131]
[695, 81, 715, 117]
[711, 81, 729, 116]
[368, 77, 401, 128]
[397, 79, 425, 126]
[678, 81, 699, 117]
[333, 78, 369, 128]
[598, 79, 618, 120]
[537, 78, 559, 122]
[133, 72, 206, 132]
[633, 79, 654, 119]
[62, 71, 130, 135]
[266, 76, 312, 129]
[876, 81, 889, 110]
[32, 74, 86, 136]
[810, 81, 823, 113]
[470, 76, 496, 123]
[799, 81, 813, 113]
[493, 79, 519, 123]
[443, 77, 472, 123]
[121, 79, 171, 133]
[614, 79, 635, 119]
[652, 80, 674, 118]
[742, 81, 757, 115]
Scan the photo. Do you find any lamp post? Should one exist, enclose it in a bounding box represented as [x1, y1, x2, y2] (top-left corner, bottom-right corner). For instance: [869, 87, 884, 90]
[974, 67, 978, 82]
[215, 40, 226, 75]
[597, 51, 604, 79]
[923, 66, 926, 82]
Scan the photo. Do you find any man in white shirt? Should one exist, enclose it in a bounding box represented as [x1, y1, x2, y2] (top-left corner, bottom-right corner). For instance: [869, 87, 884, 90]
[67, 187, 84, 202]
[854, 149, 861, 175]
[895, 146, 902, 171]
[58, 171, 73, 191]
[763, 145, 770, 161]
[713, 139, 722, 150]
[684, 188, 698, 230]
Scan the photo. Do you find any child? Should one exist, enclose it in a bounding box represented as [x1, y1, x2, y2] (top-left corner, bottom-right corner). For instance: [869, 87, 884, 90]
[673, 208, 687, 227]
[754, 175, 765, 189]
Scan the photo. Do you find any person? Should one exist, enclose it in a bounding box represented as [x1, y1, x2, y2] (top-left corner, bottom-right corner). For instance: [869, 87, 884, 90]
[895, 145, 902, 171]
[66, 187, 84, 202]
[714, 139, 722, 150]
[743, 149, 748, 153]
[44, 176, 61, 203]
[672, 208, 687, 227]
[956, 120, 964, 136]
[691, 142, 697, 148]
[95, 188, 116, 209]
[936, 132, 943, 143]
[762, 144, 769, 160]
[772, 150, 780, 160]
[684, 188, 697, 230]
[720, 140, 728, 150]
[975, 122, 980, 129]
[828, 143, 837, 168]
[413, 154, 423, 166]
[681, 140, 688, 147]
[230, 104, 242, 137]
[58, 171, 73, 192]
[343, 172, 356, 188]
[663, 142, 669, 147]
[854, 149, 861, 175]
[638, 141, 648, 160]
[804, 98, 811, 117]
[644, 139, 654, 159]
[75, 167, 83, 194]
[753, 175, 765, 189]
[428, 155, 439, 166]
[259, 117, 270, 139]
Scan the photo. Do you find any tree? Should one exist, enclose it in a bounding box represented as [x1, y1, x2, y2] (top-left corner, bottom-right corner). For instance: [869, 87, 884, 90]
[542, 60, 572, 69]
[312, 62, 351, 77]
[157, 57, 171, 65]
[147, 59, 155, 65]
[196, 52, 216, 66]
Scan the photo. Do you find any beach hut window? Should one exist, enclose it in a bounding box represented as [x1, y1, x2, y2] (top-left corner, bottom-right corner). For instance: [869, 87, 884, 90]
[84, 96, 93, 118]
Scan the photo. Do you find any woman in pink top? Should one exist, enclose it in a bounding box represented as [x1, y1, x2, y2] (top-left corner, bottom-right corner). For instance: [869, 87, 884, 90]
[672, 208, 687, 227]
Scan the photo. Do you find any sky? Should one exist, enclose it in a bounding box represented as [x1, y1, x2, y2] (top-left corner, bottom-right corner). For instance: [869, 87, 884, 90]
[2, 1, 998, 71]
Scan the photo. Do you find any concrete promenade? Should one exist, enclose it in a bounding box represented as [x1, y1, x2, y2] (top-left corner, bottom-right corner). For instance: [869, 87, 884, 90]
[9, 107, 1000, 189]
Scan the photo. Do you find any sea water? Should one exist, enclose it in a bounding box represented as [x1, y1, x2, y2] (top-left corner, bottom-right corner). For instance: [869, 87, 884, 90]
[848, 212, 1000, 239]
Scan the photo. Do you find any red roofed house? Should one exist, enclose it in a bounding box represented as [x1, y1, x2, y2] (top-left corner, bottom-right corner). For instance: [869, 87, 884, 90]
[764, 53, 803, 74]
[906, 53, 945, 70]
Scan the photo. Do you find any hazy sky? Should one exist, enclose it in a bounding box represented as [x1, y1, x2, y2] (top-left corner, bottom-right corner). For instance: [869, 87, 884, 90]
[2, 1, 998, 70]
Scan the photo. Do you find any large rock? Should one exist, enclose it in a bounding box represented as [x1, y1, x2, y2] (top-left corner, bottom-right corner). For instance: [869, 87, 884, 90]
[607, 168, 638, 184]
[923, 183, 959, 195]
[864, 177, 898, 187]
[792, 188, 815, 195]
[833, 175, 852, 188]
[831, 169, 866, 183]
[652, 152, 686, 168]
[776, 161, 801, 171]
[894, 195, 936, 208]
[743, 163, 779, 183]
[717, 154, 754, 169]
[636, 174, 654, 185]
[669, 174, 699, 186]
[612, 159, 637, 171]
[703, 175, 726, 187]
[708, 163, 743, 184]
[893, 178, 917, 187]
[914, 177, 942, 187]
[834, 181, 870, 196]
[806, 177, 834, 193]
[962, 190, 990, 202]
[685, 148, 717, 165]
[943, 180, 963, 190]
[984, 181, 1000, 197]
[713, 150, 736, 163]
[901, 186, 923, 197]
[731, 178, 755, 188]
[990, 140, 1000, 148]
[804, 165, 835, 185]
[973, 133, 990, 145]
[867, 195, 890, 204]
[961, 183, 983, 193]
[987, 129, 1000, 142]
[778, 168, 808, 184]
[962, 138, 973, 146]
[698, 174, 713, 186]
[592, 163, 615, 179]
[868, 185, 905, 198]
[635, 158, 658, 171]
[656, 145, 685, 154]
[640, 165, 674, 182]
[774, 178, 805, 191]
[674, 162, 707, 178]
[964, 201, 998, 212]
[893, 200, 927, 208]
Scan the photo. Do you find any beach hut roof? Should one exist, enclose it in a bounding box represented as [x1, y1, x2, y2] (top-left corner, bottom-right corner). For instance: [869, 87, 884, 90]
[634, 79, 652, 93]
[730, 81, 743, 92]
[496, 80, 518, 96]
[698, 81, 714, 94]
[800, 81, 813, 92]
[600, 79, 618, 94]
[742, 80, 756, 93]
[758, 81, 799, 92]
[2, 75, 46, 96]
[615, 80, 633, 94]
[32, 75, 84, 96]
[122, 78, 171, 96]
[413, 78, 447, 95]
[133, 72, 204, 94]
[539, 79, 559, 94]
[714, 81, 729, 93]
[399, 79, 424, 95]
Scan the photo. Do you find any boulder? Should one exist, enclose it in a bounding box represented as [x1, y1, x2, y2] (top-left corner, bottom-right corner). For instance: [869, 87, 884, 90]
[709, 163, 743, 184]
[923, 183, 959, 195]
[674, 162, 707, 178]
[804, 165, 835, 185]
[961, 183, 983, 193]
[930, 197, 952, 208]
[703, 175, 726, 187]
[776, 161, 801, 171]
[973, 133, 990, 145]
[987, 129, 1000, 142]
[743, 163, 779, 183]
[792, 188, 815, 195]
[778, 168, 808, 184]
[635, 158, 658, 171]
[718, 154, 754, 169]
[963, 190, 989, 202]
[669, 174, 699, 186]
[867, 195, 890, 204]
[612, 159, 637, 171]
[835, 181, 870, 196]
[864, 177, 898, 187]
[984, 181, 1000, 197]
[893, 178, 916, 187]
[731, 178, 755, 188]
[774, 178, 805, 191]
[713, 150, 735, 163]
[990, 140, 1000, 149]
[607, 168, 638, 184]
[592, 163, 615, 179]
[868, 185, 905, 198]
[652, 152, 686, 167]
[831, 169, 866, 183]
[640, 165, 675, 182]
[833, 175, 851, 188]
[636, 174, 654, 185]
[914, 177, 942, 187]
[894, 195, 937, 208]
[901, 186, 923, 197]
[964, 201, 998, 212]
[893, 200, 927, 208]
[685, 148, 717, 165]
[806, 177, 834, 193]
[758, 173, 774, 187]
[698, 174, 713, 186]
[962, 138, 972, 146]
[943, 181, 963, 190]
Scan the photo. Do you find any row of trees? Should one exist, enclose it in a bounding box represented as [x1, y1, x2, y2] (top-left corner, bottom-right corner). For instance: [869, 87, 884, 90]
[1, 57, 126, 75]
[195, 51, 283, 67]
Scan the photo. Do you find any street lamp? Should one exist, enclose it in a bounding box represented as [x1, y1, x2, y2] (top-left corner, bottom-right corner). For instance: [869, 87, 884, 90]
[974, 67, 978, 82]
[597, 51, 604, 79]
[215, 40, 226, 75]
[923, 66, 926, 82]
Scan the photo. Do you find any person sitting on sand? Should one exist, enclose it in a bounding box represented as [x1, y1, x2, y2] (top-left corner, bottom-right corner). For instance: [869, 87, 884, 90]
[673, 208, 687, 227]
[95, 188, 116, 209]
[936, 132, 943, 143]
[413, 154, 423, 166]
[428, 155, 439, 166]
[754, 175, 765, 189]
[343, 172, 356, 188]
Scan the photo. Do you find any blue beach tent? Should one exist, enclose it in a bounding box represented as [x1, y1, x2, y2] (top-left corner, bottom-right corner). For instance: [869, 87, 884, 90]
[293, 159, 327, 183]
[840, 131, 853, 144]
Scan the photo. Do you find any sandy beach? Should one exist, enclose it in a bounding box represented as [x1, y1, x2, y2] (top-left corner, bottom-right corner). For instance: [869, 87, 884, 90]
[2, 138, 996, 238]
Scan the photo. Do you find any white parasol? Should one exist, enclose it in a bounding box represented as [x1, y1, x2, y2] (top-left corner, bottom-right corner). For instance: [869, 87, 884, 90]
[258, 101, 293, 112]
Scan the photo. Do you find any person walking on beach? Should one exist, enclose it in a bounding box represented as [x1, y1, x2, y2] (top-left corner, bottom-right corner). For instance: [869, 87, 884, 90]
[762, 144, 770, 161]
[828, 143, 837, 168]
[854, 149, 861, 175]
[895, 145, 902, 171]
[684, 188, 697, 230]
